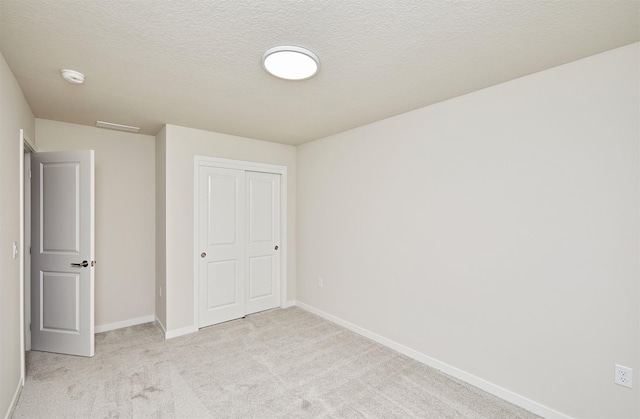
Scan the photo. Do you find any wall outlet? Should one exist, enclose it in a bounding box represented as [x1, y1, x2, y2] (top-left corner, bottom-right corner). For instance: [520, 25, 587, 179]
[318, 277, 324, 288]
[615, 364, 633, 388]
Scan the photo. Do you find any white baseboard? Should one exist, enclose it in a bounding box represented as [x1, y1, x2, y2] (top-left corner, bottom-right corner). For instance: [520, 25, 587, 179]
[95, 315, 155, 333]
[281, 300, 297, 309]
[164, 324, 198, 340]
[295, 302, 570, 419]
[4, 376, 23, 419]
[155, 315, 167, 335]
[153, 315, 196, 340]
[152, 315, 198, 340]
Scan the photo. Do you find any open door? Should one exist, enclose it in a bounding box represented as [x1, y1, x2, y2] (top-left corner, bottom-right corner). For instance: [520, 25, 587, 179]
[31, 150, 95, 357]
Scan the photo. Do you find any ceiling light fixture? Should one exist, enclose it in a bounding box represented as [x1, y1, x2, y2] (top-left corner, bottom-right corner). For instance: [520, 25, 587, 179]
[60, 69, 85, 84]
[95, 121, 140, 133]
[262, 46, 319, 80]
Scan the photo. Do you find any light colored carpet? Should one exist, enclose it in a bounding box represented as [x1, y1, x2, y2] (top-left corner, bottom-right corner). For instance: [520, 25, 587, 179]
[13, 307, 539, 418]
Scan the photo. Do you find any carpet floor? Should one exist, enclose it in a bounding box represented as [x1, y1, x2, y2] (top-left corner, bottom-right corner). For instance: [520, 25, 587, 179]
[13, 307, 539, 418]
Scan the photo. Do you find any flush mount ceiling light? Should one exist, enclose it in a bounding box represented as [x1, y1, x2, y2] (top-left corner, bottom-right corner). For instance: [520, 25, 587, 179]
[60, 69, 85, 84]
[96, 120, 140, 133]
[262, 46, 319, 80]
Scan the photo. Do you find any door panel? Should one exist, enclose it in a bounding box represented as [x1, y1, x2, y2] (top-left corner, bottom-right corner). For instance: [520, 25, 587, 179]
[31, 150, 94, 357]
[198, 167, 245, 327]
[41, 271, 79, 332]
[248, 256, 273, 299]
[207, 260, 238, 309]
[207, 176, 238, 246]
[42, 163, 80, 253]
[245, 172, 280, 315]
[248, 179, 274, 243]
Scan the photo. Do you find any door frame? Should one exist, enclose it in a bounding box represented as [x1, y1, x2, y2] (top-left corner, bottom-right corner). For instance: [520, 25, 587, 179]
[20, 130, 35, 383]
[193, 155, 288, 329]
[23, 137, 34, 353]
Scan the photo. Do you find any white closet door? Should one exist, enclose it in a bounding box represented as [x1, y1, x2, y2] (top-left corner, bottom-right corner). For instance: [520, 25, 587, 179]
[245, 171, 281, 315]
[198, 167, 245, 327]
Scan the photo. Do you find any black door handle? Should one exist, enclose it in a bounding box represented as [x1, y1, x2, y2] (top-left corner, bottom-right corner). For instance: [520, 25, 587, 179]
[71, 260, 89, 268]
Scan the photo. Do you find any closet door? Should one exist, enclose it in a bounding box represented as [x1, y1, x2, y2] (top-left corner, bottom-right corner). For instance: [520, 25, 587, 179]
[245, 171, 281, 315]
[198, 167, 245, 327]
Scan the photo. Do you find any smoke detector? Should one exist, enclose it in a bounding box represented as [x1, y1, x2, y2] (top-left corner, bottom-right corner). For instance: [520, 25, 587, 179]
[61, 69, 85, 84]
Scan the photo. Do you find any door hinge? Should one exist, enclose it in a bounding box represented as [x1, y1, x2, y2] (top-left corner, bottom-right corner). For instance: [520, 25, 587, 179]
[29, 246, 31, 255]
[28, 170, 31, 179]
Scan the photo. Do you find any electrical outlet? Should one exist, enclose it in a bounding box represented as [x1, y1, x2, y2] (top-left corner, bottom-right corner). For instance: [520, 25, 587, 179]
[318, 277, 324, 288]
[615, 364, 633, 388]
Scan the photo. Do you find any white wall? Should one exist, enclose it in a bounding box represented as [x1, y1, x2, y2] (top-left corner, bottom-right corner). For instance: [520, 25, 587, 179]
[35, 119, 156, 329]
[297, 43, 640, 418]
[0, 53, 35, 418]
[155, 126, 167, 329]
[161, 124, 296, 331]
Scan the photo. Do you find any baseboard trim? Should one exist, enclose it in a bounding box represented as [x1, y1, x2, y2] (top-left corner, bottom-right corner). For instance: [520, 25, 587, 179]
[296, 302, 570, 419]
[164, 324, 198, 340]
[281, 300, 297, 309]
[155, 315, 167, 335]
[4, 376, 23, 419]
[94, 315, 156, 333]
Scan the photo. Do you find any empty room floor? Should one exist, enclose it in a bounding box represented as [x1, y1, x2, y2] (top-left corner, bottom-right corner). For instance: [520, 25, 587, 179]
[13, 308, 538, 418]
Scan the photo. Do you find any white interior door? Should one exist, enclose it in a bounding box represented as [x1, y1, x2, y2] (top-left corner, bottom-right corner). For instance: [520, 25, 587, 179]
[31, 150, 95, 357]
[198, 167, 245, 327]
[245, 171, 280, 315]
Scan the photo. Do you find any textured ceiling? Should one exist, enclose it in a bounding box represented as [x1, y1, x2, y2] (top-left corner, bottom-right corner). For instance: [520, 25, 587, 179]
[1, 1, 638, 145]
